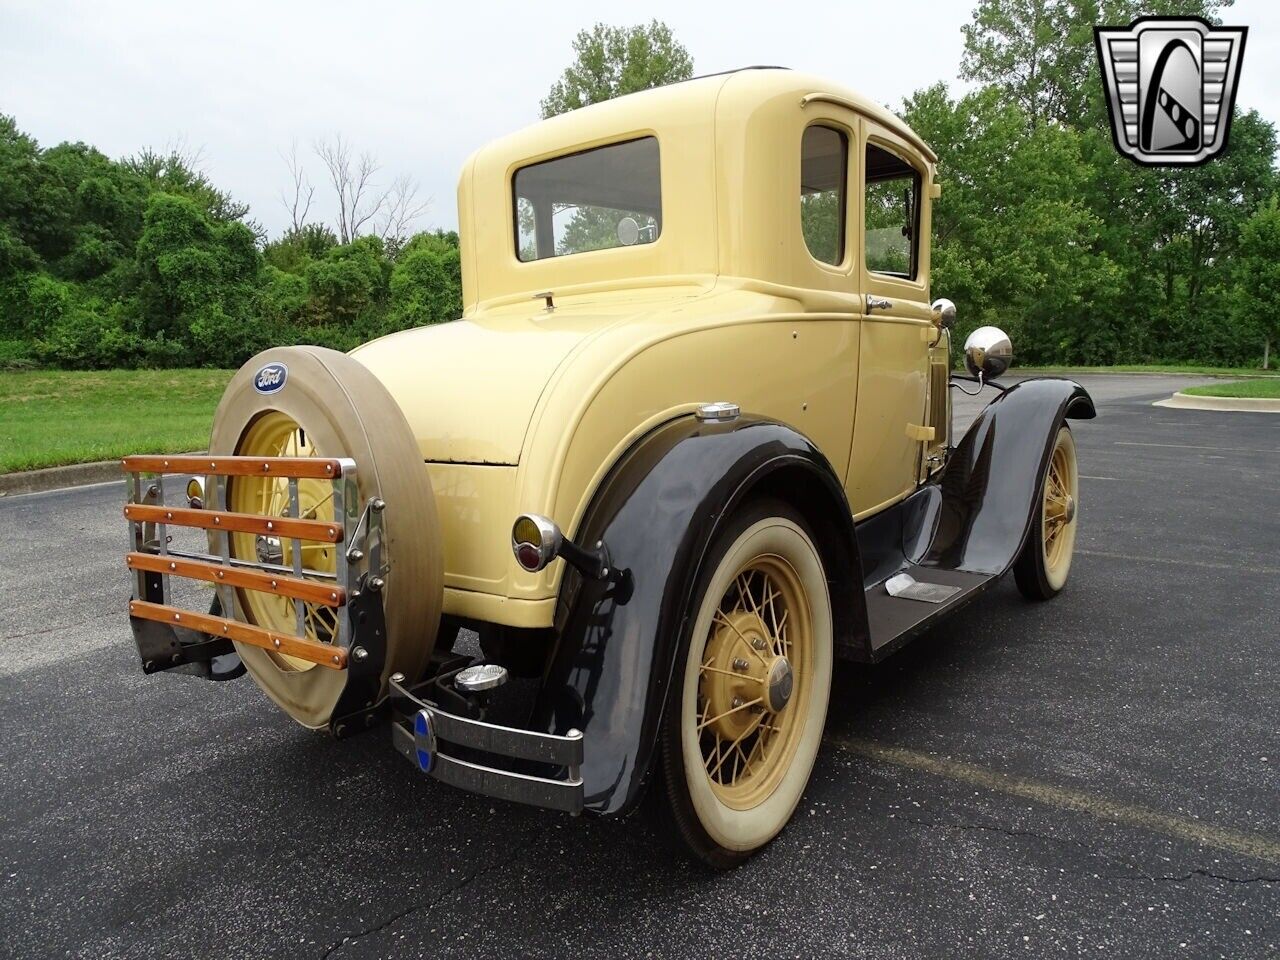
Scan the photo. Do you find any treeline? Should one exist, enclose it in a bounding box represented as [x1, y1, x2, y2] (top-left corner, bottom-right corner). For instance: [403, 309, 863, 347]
[3, 6, 1279, 371]
[0, 115, 460, 369]
[913, 0, 1279, 367]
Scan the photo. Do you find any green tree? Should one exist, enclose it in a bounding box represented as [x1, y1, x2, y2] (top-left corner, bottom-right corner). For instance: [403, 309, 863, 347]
[263, 223, 338, 274]
[961, 0, 1235, 130]
[904, 84, 1124, 363]
[303, 235, 389, 326]
[123, 147, 252, 226]
[540, 20, 693, 119]
[1231, 196, 1280, 368]
[537, 21, 690, 256]
[388, 231, 462, 329]
[134, 192, 263, 364]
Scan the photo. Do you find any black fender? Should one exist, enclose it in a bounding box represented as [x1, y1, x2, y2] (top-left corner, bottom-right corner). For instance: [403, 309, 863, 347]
[530, 414, 864, 817]
[911, 376, 1095, 573]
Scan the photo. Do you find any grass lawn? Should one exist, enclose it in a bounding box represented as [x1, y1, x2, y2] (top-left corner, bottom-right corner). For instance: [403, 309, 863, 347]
[1180, 378, 1280, 399]
[0, 369, 232, 473]
[1011, 363, 1280, 378]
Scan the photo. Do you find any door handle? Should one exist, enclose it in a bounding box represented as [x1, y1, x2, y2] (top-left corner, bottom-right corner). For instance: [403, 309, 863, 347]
[866, 296, 893, 312]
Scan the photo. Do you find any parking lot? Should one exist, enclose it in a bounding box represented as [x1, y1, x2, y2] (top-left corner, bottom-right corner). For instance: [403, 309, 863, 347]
[1, 373, 1276, 959]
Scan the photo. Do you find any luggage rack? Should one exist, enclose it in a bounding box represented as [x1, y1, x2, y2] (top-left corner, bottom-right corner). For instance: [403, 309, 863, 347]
[121, 454, 384, 675]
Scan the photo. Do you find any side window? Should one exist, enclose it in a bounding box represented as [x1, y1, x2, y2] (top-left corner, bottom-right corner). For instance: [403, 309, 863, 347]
[800, 125, 848, 265]
[865, 143, 920, 279]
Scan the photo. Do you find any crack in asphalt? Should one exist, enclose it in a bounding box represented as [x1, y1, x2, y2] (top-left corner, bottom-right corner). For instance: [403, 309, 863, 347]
[1110, 869, 1280, 885]
[895, 815, 1280, 886]
[318, 840, 532, 959]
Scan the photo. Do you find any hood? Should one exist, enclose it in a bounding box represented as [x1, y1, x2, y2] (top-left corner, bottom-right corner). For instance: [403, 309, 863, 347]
[351, 311, 604, 465]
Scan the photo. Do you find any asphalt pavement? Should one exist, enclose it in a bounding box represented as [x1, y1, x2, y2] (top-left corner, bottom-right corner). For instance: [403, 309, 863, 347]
[1, 374, 1277, 959]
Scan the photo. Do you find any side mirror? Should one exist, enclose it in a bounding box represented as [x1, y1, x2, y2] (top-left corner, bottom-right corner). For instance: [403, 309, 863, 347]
[963, 326, 1013, 381]
[930, 298, 956, 331]
[616, 216, 640, 246]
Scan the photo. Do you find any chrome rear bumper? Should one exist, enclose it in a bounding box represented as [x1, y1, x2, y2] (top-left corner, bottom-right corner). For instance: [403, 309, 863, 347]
[388, 676, 584, 814]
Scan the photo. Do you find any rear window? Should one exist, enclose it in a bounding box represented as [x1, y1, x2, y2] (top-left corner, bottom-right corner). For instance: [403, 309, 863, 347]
[514, 137, 662, 262]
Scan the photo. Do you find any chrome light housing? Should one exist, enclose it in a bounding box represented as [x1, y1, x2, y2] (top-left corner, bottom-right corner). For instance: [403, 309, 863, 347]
[511, 514, 563, 572]
[963, 326, 1013, 381]
[930, 298, 956, 330]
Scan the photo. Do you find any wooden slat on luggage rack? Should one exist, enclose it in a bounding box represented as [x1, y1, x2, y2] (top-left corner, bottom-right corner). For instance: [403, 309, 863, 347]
[128, 599, 347, 669]
[123, 504, 342, 543]
[126, 552, 346, 607]
[121, 455, 345, 479]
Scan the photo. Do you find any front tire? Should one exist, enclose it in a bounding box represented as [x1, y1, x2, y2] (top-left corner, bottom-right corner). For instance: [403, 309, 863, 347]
[1014, 425, 1079, 601]
[660, 500, 833, 868]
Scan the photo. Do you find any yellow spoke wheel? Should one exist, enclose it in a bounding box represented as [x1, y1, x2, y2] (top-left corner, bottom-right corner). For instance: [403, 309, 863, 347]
[696, 559, 810, 809]
[1014, 425, 1080, 600]
[662, 500, 832, 868]
[229, 411, 337, 673]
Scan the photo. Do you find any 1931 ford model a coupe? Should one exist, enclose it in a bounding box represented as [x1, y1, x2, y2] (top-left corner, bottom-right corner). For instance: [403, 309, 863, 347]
[121, 68, 1093, 867]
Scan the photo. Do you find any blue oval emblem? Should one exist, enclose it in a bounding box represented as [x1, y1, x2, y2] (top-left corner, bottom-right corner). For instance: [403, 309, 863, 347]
[253, 362, 288, 395]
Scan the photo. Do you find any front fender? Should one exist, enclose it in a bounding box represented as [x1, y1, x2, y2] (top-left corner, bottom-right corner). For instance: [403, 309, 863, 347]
[531, 414, 858, 817]
[914, 376, 1095, 573]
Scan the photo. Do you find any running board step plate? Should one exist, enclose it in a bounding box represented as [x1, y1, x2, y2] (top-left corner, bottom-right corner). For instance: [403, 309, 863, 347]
[865, 566, 994, 661]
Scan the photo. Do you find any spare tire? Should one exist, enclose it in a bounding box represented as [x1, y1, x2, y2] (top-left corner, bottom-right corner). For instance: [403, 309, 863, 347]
[208, 346, 442, 729]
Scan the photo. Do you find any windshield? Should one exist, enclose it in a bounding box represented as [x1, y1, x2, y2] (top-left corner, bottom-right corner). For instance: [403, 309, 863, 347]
[513, 137, 662, 261]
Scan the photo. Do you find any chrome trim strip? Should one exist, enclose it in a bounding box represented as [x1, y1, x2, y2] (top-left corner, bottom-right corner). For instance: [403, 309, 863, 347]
[427, 704, 583, 766]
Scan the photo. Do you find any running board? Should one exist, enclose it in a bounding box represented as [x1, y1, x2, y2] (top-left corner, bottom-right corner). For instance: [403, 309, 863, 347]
[864, 565, 994, 660]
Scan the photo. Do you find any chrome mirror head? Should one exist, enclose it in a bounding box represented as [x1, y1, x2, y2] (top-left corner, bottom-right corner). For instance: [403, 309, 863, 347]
[963, 326, 1013, 380]
[616, 216, 640, 246]
[930, 298, 956, 330]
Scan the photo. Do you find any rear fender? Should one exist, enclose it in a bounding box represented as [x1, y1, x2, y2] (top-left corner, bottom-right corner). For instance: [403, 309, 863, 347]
[531, 414, 862, 817]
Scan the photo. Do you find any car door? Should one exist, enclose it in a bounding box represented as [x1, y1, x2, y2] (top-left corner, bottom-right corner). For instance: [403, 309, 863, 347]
[845, 122, 933, 518]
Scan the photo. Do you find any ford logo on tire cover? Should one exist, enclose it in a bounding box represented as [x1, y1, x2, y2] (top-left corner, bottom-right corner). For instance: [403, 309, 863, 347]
[253, 362, 288, 395]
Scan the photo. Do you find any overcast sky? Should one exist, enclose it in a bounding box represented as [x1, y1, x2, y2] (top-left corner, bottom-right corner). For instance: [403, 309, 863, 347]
[4, 0, 1279, 238]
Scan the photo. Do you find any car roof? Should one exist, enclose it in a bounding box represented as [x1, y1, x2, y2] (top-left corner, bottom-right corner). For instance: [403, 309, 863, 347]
[473, 66, 935, 170]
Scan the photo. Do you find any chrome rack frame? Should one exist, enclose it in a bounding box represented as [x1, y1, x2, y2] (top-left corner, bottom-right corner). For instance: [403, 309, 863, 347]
[121, 455, 392, 735]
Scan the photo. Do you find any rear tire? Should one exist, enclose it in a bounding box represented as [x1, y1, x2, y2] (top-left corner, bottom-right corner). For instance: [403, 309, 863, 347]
[209, 345, 442, 728]
[1014, 425, 1079, 601]
[659, 499, 832, 868]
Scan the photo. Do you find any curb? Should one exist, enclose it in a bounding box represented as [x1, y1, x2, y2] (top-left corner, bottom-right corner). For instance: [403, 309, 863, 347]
[1154, 392, 1280, 413]
[0, 460, 126, 497]
[0, 450, 207, 498]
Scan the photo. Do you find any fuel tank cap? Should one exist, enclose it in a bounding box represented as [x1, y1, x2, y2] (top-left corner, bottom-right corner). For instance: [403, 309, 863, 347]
[696, 402, 740, 422]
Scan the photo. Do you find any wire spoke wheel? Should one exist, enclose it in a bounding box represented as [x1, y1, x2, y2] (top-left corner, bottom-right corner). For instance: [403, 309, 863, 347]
[229, 411, 337, 672]
[696, 557, 811, 809]
[1015, 425, 1079, 600]
[662, 501, 832, 867]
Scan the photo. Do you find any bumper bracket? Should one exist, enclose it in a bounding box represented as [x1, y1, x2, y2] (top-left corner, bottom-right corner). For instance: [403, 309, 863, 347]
[388, 676, 584, 814]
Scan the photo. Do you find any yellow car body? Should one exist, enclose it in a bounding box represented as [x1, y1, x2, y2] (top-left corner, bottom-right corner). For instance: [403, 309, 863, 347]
[352, 68, 951, 630]
[121, 66, 1094, 843]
